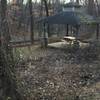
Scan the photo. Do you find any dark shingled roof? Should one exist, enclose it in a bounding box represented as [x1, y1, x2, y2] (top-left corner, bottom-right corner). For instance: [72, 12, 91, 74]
[38, 11, 98, 25]
[64, 2, 82, 8]
[39, 11, 80, 25]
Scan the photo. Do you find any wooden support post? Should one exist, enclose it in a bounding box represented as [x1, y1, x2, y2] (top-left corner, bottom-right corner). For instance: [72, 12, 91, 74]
[43, 23, 48, 48]
[66, 24, 69, 36]
[73, 25, 80, 49]
[96, 23, 99, 40]
[76, 25, 79, 40]
[71, 26, 73, 35]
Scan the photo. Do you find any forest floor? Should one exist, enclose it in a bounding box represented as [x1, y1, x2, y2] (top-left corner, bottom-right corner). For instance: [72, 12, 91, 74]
[14, 42, 100, 100]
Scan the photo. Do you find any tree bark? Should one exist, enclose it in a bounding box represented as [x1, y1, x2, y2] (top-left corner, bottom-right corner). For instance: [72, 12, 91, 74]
[29, 0, 34, 44]
[0, 0, 24, 99]
[87, 0, 95, 15]
[96, 23, 99, 40]
[42, 0, 50, 37]
[76, 0, 79, 4]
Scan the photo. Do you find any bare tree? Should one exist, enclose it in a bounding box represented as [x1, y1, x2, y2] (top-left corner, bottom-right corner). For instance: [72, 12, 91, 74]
[0, 0, 24, 99]
[76, 0, 79, 4]
[29, 0, 34, 43]
[42, 0, 50, 37]
[42, 0, 49, 17]
[87, 0, 95, 15]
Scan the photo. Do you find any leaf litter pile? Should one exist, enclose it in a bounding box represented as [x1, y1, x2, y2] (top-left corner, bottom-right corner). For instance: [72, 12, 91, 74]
[15, 45, 100, 100]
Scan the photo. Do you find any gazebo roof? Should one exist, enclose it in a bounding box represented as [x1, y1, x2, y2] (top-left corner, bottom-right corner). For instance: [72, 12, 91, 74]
[39, 11, 80, 25]
[64, 2, 82, 8]
[39, 11, 98, 26]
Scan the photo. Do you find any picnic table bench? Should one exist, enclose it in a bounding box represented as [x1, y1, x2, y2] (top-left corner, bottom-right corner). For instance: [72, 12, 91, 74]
[62, 36, 92, 43]
[63, 36, 76, 41]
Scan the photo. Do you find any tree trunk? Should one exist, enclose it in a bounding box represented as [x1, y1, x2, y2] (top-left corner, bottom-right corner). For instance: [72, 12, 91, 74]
[76, 0, 79, 4]
[87, 0, 95, 15]
[29, 0, 34, 44]
[96, 24, 99, 40]
[0, 0, 24, 99]
[42, 0, 50, 37]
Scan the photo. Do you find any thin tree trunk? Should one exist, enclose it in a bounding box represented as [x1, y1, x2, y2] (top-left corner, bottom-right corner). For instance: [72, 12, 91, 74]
[88, 0, 95, 15]
[76, 0, 79, 4]
[96, 23, 99, 40]
[29, 0, 34, 44]
[42, 0, 50, 37]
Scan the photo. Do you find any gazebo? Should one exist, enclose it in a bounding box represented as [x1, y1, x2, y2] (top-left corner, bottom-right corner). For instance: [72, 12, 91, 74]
[39, 2, 100, 47]
[39, 11, 80, 47]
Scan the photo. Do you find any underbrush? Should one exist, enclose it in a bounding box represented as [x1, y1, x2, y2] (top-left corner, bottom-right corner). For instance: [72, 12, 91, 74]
[63, 42, 100, 63]
[14, 43, 100, 100]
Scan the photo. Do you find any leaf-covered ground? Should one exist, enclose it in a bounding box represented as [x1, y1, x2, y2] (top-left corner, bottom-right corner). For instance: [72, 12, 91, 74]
[15, 44, 100, 100]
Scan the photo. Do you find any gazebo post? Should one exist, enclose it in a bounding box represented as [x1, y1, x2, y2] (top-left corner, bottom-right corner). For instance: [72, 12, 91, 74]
[73, 25, 80, 49]
[66, 24, 69, 36]
[43, 23, 48, 48]
[71, 26, 73, 35]
[75, 25, 79, 41]
[96, 23, 99, 40]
